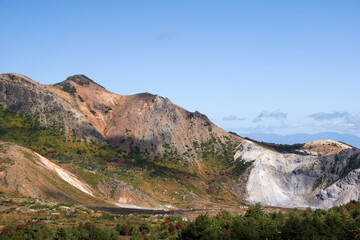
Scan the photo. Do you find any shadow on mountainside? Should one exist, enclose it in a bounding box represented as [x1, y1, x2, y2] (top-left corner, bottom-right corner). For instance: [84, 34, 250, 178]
[106, 133, 198, 177]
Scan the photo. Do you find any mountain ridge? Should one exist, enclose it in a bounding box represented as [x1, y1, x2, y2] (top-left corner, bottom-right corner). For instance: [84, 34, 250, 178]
[1, 73, 360, 210]
[0, 73, 243, 209]
[239, 132, 360, 148]
[1, 73, 240, 160]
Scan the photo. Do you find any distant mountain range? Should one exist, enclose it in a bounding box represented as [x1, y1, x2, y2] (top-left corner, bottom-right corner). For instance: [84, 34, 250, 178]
[238, 132, 360, 148]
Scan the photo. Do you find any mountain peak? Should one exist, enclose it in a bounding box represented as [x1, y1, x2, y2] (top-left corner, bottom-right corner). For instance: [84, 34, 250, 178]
[61, 74, 105, 89]
[302, 139, 351, 156]
[0, 73, 39, 85]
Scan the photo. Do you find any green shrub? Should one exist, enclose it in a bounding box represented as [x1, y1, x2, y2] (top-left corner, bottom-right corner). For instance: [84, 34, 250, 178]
[61, 83, 77, 96]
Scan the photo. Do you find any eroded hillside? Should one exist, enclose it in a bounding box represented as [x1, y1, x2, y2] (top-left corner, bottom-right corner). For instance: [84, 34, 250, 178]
[0, 73, 240, 163]
[234, 140, 360, 209]
[1, 73, 360, 210]
[0, 74, 244, 208]
[51, 74, 236, 161]
[0, 141, 107, 207]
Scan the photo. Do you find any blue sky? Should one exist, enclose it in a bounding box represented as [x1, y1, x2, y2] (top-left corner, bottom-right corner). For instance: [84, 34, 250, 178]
[1, 0, 359, 136]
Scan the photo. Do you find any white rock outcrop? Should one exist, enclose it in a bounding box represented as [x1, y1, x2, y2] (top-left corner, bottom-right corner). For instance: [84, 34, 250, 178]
[234, 140, 360, 209]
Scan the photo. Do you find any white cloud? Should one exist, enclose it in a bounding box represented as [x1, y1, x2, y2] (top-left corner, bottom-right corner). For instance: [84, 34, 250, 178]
[223, 115, 245, 121]
[344, 114, 360, 128]
[253, 110, 288, 123]
[308, 111, 349, 121]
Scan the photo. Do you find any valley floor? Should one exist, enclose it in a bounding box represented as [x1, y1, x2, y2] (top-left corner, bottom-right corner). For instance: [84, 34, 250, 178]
[1, 194, 360, 240]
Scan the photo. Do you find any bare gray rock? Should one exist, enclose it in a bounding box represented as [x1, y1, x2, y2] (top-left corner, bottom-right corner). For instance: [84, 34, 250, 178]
[234, 140, 360, 209]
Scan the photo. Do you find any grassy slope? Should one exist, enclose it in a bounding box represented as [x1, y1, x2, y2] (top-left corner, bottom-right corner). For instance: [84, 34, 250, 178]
[0, 142, 113, 208]
[0, 105, 243, 207]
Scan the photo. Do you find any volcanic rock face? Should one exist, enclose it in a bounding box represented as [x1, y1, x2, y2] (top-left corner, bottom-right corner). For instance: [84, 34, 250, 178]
[103, 94, 227, 157]
[63, 75, 231, 157]
[2, 73, 360, 210]
[0, 73, 104, 142]
[234, 140, 360, 209]
[0, 73, 235, 161]
[60, 74, 234, 158]
[314, 148, 360, 208]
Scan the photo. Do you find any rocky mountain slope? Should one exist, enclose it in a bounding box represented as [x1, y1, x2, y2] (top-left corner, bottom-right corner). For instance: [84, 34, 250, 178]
[0, 140, 162, 209]
[1, 73, 360, 210]
[234, 139, 360, 209]
[0, 73, 238, 162]
[0, 73, 104, 142]
[0, 140, 105, 206]
[0, 73, 242, 209]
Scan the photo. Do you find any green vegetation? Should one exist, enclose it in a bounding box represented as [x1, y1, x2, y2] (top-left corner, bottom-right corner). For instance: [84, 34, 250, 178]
[89, 109, 97, 116]
[74, 75, 105, 89]
[245, 137, 306, 154]
[179, 202, 360, 240]
[2, 199, 360, 240]
[60, 83, 77, 96]
[0, 197, 184, 240]
[312, 176, 323, 191]
[0, 104, 119, 163]
[232, 158, 254, 175]
[340, 153, 360, 179]
[0, 104, 243, 205]
[104, 106, 112, 113]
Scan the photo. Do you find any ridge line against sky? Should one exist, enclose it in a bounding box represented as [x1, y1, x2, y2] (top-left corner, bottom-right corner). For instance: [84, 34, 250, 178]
[1, 0, 359, 136]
